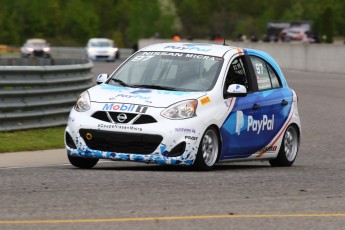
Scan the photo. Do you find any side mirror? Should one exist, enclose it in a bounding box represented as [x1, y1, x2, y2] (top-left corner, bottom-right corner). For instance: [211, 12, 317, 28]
[227, 84, 247, 97]
[97, 73, 108, 85]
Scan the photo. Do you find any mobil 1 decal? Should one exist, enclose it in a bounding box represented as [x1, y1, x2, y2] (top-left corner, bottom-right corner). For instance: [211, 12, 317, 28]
[102, 103, 148, 113]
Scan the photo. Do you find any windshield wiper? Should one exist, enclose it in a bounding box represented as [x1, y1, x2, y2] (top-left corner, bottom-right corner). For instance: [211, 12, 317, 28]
[111, 78, 129, 87]
[132, 84, 178, 91]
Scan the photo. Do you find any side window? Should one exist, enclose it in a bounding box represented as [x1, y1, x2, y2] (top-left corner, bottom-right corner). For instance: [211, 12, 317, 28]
[224, 56, 249, 96]
[250, 56, 281, 91]
[267, 64, 281, 88]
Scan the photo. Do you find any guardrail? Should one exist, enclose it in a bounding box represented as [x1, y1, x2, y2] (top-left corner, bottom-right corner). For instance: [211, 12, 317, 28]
[0, 58, 94, 131]
[51, 47, 134, 59]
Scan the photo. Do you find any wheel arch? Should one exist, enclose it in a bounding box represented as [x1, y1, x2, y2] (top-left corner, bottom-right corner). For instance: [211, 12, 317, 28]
[289, 122, 301, 149]
[207, 124, 222, 163]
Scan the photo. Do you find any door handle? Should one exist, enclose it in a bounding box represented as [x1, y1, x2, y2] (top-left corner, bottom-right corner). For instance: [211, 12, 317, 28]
[252, 103, 260, 110]
[281, 99, 288, 106]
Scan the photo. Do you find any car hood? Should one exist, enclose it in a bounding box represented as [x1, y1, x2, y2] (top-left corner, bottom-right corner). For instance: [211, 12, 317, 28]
[88, 47, 112, 51]
[89, 84, 206, 107]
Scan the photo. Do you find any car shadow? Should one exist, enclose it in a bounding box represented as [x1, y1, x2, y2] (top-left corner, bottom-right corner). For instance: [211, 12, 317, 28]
[65, 161, 271, 172]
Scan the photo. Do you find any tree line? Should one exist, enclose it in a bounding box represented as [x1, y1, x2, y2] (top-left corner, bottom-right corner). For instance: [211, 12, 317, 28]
[0, 0, 344, 47]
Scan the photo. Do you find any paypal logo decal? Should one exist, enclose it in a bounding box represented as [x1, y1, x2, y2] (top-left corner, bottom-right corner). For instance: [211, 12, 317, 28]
[235, 111, 275, 135]
[164, 44, 212, 52]
[236, 111, 244, 135]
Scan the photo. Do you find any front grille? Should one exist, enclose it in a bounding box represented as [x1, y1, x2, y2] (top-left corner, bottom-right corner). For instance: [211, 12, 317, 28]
[133, 115, 157, 124]
[108, 112, 137, 123]
[33, 50, 44, 56]
[96, 55, 109, 58]
[91, 111, 157, 124]
[79, 129, 163, 154]
[92, 111, 110, 122]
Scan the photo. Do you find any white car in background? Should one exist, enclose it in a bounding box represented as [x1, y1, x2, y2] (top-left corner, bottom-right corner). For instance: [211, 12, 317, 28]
[85, 38, 119, 62]
[20, 38, 51, 58]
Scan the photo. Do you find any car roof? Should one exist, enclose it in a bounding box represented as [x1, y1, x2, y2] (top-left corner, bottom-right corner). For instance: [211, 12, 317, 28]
[140, 42, 241, 57]
[26, 38, 47, 43]
[88, 38, 112, 42]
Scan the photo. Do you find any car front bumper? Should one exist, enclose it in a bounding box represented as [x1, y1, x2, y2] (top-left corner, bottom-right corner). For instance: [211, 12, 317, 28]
[87, 52, 117, 61]
[65, 106, 205, 166]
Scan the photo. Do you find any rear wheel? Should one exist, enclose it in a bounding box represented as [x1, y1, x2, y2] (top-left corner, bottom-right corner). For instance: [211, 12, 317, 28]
[269, 125, 299, 167]
[193, 127, 220, 171]
[68, 155, 99, 169]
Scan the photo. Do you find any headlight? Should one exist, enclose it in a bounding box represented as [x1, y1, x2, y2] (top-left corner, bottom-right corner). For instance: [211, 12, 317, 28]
[161, 100, 198, 119]
[87, 48, 95, 55]
[74, 91, 91, 112]
[43, 47, 50, 52]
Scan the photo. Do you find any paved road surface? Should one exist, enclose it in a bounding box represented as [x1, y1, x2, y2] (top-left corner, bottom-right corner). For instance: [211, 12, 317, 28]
[1, 64, 344, 230]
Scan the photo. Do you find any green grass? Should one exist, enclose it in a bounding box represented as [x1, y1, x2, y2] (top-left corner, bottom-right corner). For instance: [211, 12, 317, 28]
[0, 126, 66, 153]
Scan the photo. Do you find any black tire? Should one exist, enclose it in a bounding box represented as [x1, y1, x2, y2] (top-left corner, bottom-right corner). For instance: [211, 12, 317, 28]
[68, 155, 99, 169]
[193, 127, 220, 171]
[269, 125, 299, 167]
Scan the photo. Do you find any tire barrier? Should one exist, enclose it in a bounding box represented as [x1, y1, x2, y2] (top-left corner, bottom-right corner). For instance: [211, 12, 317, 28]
[0, 58, 94, 131]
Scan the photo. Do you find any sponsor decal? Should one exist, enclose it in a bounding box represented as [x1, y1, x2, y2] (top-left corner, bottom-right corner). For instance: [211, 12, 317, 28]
[142, 52, 184, 57]
[102, 103, 148, 113]
[98, 123, 143, 132]
[235, 111, 275, 135]
[236, 111, 244, 135]
[247, 114, 274, 134]
[259, 146, 277, 152]
[175, 128, 196, 133]
[111, 94, 151, 100]
[200, 96, 211, 105]
[185, 54, 215, 60]
[131, 89, 152, 94]
[164, 44, 212, 52]
[185, 136, 198, 141]
[139, 51, 218, 61]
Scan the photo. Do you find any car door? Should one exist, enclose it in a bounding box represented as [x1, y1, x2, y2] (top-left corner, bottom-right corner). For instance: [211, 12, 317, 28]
[220, 55, 292, 160]
[246, 56, 293, 155]
[220, 55, 261, 159]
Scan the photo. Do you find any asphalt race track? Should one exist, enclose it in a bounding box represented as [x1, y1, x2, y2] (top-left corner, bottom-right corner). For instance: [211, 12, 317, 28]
[1, 60, 345, 230]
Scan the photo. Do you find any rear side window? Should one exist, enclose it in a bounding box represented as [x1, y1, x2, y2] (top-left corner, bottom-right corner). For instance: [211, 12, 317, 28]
[267, 64, 280, 88]
[250, 56, 281, 91]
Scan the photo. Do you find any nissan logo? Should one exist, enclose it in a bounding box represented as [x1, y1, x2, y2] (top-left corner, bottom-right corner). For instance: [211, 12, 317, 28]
[117, 113, 127, 122]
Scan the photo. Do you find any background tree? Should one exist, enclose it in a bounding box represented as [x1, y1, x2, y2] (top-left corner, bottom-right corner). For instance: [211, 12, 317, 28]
[0, 0, 344, 47]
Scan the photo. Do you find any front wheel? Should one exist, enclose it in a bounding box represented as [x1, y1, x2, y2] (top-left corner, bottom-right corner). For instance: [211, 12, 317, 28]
[68, 155, 99, 169]
[193, 127, 220, 171]
[269, 125, 299, 167]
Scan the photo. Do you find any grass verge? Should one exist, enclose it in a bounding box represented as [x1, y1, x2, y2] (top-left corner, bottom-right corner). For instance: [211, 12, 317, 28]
[0, 126, 65, 153]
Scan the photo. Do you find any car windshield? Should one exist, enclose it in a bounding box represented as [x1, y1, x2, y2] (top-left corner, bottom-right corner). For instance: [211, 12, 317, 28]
[90, 41, 112, 47]
[108, 51, 223, 91]
[30, 42, 47, 46]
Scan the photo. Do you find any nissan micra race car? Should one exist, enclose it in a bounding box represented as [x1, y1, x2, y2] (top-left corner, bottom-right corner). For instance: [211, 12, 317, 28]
[65, 42, 301, 170]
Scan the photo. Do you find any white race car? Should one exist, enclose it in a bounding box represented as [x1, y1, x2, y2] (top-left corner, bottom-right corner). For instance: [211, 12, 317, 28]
[65, 43, 301, 170]
[85, 38, 119, 62]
